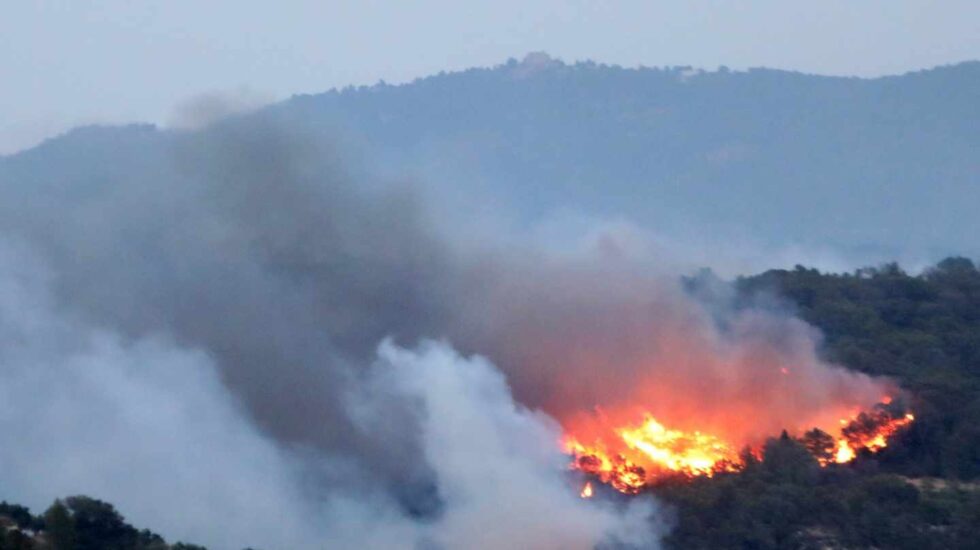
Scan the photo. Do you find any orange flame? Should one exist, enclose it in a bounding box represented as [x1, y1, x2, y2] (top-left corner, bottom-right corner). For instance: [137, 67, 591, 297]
[564, 414, 745, 493]
[565, 404, 913, 494]
[580, 481, 594, 498]
[827, 411, 914, 465]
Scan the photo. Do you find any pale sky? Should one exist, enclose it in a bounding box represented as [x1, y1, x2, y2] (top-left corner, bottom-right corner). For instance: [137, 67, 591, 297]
[3, 0, 979, 154]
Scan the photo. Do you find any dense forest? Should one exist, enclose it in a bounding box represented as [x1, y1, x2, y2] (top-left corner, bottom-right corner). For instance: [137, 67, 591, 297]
[659, 256, 980, 549]
[739, 256, 980, 480]
[6, 57, 979, 260]
[5, 257, 979, 549]
[275, 55, 980, 258]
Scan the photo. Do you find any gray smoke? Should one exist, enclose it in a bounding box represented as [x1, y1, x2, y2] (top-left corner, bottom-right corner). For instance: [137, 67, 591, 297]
[445, 252, 892, 445]
[0, 237, 658, 548]
[0, 115, 889, 548]
[0, 118, 459, 502]
[359, 340, 659, 550]
[0, 239, 337, 548]
[0, 118, 666, 548]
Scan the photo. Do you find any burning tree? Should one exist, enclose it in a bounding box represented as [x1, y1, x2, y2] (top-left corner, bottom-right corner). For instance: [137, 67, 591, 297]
[564, 401, 915, 494]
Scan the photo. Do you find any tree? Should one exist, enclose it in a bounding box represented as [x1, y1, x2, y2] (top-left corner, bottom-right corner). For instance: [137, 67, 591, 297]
[63, 496, 137, 550]
[43, 500, 75, 550]
[800, 428, 836, 465]
[0, 529, 35, 550]
[761, 432, 819, 484]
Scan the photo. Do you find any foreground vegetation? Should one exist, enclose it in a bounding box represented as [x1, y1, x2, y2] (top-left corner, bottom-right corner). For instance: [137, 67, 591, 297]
[657, 437, 980, 549]
[0, 497, 205, 550]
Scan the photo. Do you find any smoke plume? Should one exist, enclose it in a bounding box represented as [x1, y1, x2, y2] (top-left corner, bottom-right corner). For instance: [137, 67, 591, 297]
[0, 115, 892, 547]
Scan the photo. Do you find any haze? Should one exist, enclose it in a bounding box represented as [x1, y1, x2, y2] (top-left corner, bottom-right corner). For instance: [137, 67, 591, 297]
[3, 0, 980, 154]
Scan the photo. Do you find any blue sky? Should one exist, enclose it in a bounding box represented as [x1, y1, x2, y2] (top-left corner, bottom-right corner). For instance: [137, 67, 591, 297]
[3, 0, 979, 154]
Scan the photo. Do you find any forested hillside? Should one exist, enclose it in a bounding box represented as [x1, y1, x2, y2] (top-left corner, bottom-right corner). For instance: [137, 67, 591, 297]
[658, 257, 980, 549]
[739, 257, 980, 480]
[273, 55, 980, 258]
[4, 56, 979, 261]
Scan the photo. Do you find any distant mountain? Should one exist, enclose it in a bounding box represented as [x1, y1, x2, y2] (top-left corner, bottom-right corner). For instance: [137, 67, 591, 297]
[5, 54, 979, 262]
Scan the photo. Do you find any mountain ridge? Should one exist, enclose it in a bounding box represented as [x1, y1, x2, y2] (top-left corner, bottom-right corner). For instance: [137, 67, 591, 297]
[4, 56, 979, 264]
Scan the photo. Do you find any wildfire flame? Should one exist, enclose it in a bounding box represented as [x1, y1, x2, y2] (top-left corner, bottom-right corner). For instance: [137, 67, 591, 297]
[565, 415, 745, 493]
[823, 410, 914, 466]
[566, 402, 913, 495]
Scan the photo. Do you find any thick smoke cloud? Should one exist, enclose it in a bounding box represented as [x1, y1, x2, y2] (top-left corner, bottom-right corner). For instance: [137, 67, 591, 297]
[449, 258, 892, 445]
[0, 118, 458, 502]
[0, 240, 339, 549]
[0, 238, 657, 548]
[0, 239, 664, 548]
[359, 341, 658, 550]
[0, 115, 891, 547]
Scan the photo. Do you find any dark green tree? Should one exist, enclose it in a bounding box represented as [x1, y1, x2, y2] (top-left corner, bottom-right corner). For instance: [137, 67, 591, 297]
[43, 500, 75, 550]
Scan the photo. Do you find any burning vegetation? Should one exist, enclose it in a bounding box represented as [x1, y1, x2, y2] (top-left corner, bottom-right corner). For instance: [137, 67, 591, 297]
[565, 401, 914, 494]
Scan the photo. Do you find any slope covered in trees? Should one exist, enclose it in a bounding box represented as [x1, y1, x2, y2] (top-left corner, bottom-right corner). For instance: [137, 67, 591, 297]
[738, 257, 980, 480]
[658, 257, 980, 549]
[273, 55, 980, 258]
[4, 56, 979, 261]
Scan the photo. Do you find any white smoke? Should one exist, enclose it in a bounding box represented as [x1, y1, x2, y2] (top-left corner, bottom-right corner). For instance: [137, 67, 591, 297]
[0, 241, 322, 548]
[363, 340, 660, 550]
[0, 240, 660, 549]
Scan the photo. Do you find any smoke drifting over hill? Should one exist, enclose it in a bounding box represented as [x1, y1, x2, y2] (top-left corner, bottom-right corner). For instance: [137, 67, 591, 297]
[0, 118, 892, 548]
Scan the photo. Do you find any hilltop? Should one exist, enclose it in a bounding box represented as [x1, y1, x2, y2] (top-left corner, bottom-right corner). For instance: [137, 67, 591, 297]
[6, 54, 979, 264]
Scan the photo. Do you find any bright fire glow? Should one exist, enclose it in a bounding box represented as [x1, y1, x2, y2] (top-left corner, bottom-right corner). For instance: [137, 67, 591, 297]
[833, 440, 856, 463]
[567, 404, 913, 495]
[565, 415, 745, 494]
[821, 411, 914, 466]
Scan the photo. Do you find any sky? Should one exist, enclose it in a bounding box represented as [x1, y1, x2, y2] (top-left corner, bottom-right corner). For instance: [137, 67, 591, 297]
[2, 0, 979, 155]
